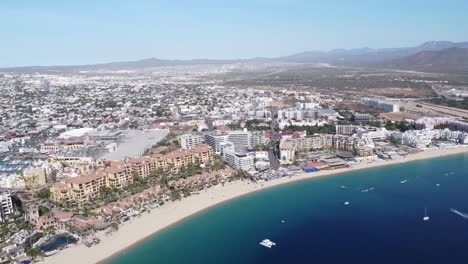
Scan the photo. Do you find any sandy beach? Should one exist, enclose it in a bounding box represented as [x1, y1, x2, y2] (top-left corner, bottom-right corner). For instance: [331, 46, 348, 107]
[40, 147, 468, 264]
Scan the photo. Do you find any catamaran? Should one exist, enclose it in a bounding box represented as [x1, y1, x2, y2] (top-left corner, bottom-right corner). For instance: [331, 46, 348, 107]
[260, 239, 276, 248]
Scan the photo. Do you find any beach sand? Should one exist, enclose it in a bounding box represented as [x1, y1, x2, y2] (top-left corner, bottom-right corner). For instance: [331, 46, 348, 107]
[40, 147, 468, 264]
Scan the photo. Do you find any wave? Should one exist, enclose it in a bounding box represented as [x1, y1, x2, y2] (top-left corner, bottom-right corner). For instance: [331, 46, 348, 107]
[450, 208, 468, 219]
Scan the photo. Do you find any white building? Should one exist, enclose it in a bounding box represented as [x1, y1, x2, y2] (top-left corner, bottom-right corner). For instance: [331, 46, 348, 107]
[250, 131, 266, 147]
[223, 149, 255, 171]
[254, 151, 269, 161]
[227, 131, 250, 149]
[279, 140, 295, 164]
[365, 98, 400, 112]
[336, 125, 355, 135]
[205, 130, 265, 154]
[179, 134, 204, 149]
[204, 132, 229, 154]
[0, 190, 13, 222]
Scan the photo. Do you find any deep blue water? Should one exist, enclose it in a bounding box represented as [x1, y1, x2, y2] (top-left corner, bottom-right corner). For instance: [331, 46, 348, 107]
[109, 154, 468, 264]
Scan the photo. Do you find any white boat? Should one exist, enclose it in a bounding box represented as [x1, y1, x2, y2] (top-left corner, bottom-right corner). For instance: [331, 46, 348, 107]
[281, 220, 285, 223]
[344, 201, 350, 205]
[400, 180, 408, 184]
[436, 184, 440, 187]
[259, 239, 276, 248]
[340, 185, 347, 189]
[423, 208, 430, 221]
[450, 208, 468, 219]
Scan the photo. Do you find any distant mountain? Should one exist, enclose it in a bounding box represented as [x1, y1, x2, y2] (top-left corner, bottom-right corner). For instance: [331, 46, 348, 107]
[2, 41, 468, 73]
[278, 41, 468, 64]
[0, 57, 272, 73]
[385, 47, 468, 73]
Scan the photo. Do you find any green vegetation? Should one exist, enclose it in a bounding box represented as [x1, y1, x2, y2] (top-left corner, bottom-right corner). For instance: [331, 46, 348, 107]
[384, 120, 413, 132]
[283, 124, 336, 134]
[111, 222, 119, 231]
[389, 137, 402, 145]
[37, 188, 50, 200]
[25, 245, 44, 261]
[430, 97, 468, 110]
[244, 120, 271, 131]
[435, 123, 460, 130]
[38, 205, 50, 216]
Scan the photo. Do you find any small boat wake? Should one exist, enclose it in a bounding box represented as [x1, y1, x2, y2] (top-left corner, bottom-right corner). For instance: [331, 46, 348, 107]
[361, 187, 375, 193]
[450, 208, 468, 219]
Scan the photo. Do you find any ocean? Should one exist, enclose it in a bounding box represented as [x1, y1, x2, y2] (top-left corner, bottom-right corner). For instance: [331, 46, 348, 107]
[109, 153, 468, 264]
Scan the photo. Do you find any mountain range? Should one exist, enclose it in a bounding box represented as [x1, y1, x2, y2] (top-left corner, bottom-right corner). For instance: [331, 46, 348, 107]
[2, 41, 468, 73]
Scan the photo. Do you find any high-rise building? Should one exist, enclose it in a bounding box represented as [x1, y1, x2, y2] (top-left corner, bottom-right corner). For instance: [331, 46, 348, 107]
[336, 125, 356, 135]
[223, 149, 255, 171]
[0, 190, 13, 222]
[204, 132, 229, 154]
[179, 134, 204, 149]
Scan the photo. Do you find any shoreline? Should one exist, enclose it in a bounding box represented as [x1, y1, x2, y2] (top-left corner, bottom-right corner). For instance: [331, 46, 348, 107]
[40, 147, 468, 264]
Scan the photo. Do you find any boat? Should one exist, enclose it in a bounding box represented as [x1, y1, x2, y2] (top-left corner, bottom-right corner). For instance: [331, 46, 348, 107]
[436, 184, 440, 187]
[400, 180, 408, 184]
[423, 208, 430, 221]
[281, 220, 285, 223]
[259, 239, 276, 248]
[344, 201, 350, 205]
[340, 185, 347, 189]
[450, 208, 468, 219]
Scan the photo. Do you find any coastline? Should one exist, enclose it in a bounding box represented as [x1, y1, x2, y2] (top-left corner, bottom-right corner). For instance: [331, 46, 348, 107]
[40, 147, 468, 264]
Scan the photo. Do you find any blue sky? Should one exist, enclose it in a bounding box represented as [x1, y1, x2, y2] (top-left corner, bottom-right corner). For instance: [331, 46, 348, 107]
[1, 0, 468, 67]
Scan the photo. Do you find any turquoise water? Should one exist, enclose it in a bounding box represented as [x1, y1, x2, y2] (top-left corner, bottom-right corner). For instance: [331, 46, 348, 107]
[109, 154, 468, 264]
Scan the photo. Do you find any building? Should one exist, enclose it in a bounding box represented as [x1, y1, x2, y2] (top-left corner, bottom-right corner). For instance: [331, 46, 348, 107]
[179, 134, 204, 149]
[99, 129, 170, 160]
[204, 132, 229, 154]
[50, 144, 214, 206]
[352, 113, 375, 123]
[365, 98, 400, 112]
[223, 149, 254, 171]
[336, 125, 355, 135]
[0, 190, 13, 222]
[227, 130, 251, 151]
[22, 167, 47, 188]
[279, 140, 295, 164]
[205, 130, 265, 154]
[250, 131, 266, 147]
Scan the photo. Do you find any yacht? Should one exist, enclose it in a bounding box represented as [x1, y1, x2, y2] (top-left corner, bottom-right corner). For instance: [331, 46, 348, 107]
[423, 208, 430, 221]
[259, 239, 276, 248]
[344, 201, 350, 206]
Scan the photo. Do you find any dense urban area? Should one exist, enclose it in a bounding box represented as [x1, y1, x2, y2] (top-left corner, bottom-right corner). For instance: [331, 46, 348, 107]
[1, 63, 468, 263]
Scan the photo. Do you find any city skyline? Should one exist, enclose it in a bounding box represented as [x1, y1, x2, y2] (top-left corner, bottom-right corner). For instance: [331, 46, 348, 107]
[2, 0, 468, 67]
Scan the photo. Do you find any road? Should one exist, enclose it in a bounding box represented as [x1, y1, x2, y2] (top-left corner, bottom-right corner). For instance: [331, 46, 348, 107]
[268, 119, 280, 170]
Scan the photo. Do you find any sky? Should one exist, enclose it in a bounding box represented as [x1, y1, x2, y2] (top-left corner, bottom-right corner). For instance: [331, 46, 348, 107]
[1, 0, 468, 67]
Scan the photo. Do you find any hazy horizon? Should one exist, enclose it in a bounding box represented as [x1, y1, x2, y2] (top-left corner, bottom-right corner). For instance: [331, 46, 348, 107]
[2, 0, 468, 67]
